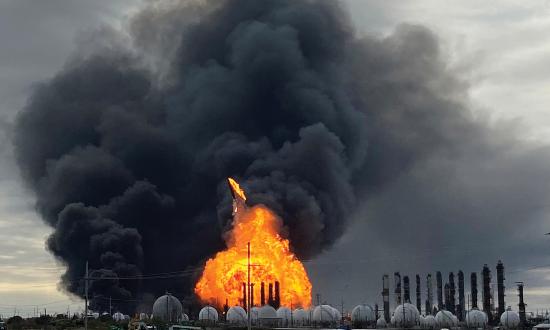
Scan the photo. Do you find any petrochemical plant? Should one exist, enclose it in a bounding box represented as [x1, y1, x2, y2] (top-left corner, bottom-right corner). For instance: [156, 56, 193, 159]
[68, 259, 544, 330]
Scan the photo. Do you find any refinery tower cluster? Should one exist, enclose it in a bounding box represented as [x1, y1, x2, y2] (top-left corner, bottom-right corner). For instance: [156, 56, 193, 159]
[378, 260, 528, 328]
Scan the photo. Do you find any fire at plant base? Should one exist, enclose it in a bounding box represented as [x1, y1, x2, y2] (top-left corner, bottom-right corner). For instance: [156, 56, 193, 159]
[194, 178, 312, 309]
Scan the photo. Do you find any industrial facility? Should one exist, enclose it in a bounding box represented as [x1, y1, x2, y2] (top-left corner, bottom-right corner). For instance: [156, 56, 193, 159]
[377, 260, 530, 329]
[129, 260, 533, 329]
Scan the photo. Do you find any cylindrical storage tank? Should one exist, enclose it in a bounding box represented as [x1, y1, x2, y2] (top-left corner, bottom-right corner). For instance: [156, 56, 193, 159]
[293, 308, 307, 326]
[393, 303, 420, 328]
[92, 312, 100, 319]
[435, 310, 455, 328]
[277, 307, 292, 327]
[226, 306, 247, 324]
[377, 317, 387, 328]
[391, 316, 395, 326]
[113, 312, 125, 322]
[351, 304, 376, 326]
[500, 311, 520, 328]
[312, 305, 337, 325]
[139, 313, 148, 321]
[466, 309, 488, 328]
[199, 306, 218, 322]
[423, 315, 436, 329]
[152, 294, 183, 323]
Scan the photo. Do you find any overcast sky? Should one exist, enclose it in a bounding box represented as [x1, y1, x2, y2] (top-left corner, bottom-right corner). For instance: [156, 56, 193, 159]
[1, 0, 550, 317]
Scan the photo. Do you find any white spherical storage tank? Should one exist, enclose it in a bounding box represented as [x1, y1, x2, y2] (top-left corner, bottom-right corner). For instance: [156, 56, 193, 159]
[259, 305, 277, 319]
[226, 306, 247, 324]
[258, 305, 279, 327]
[393, 303, 420, 328]
[500, 310, 520, 328]
[466, 309, 488, 328]
[435, 310, 456, 328]
[293, 308, 308, 326]
[351, 304, 376, 324]
[423, 315, 437, 329]
[331, 306, 342, 321]
[277, 307, 292, 326]
[152, 294, 183, 322]
[312, 305, 338, 325]
[377, 317, 387, 328]
[113, 312, 125, 322]
[199, 306, 218, 322]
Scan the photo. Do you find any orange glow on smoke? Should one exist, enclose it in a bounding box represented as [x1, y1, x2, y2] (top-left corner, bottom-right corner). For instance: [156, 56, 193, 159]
[194, 178, 312, 309]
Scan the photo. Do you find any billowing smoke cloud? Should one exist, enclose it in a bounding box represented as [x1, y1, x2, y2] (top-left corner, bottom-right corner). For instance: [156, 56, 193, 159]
[13, 0, 550, 312]
[14, 0, 367, 311]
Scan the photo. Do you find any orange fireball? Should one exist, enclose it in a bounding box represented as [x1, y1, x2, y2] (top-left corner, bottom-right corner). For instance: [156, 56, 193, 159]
[194, 179, 312, 309]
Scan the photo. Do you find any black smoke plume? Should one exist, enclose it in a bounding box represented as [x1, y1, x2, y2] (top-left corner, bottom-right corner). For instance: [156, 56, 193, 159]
[12, 0, 508, 312]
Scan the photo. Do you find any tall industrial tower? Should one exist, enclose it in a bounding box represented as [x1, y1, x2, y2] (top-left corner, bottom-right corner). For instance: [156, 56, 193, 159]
[404, 276, 411, 303]
[449, 272, 456, 314]
[482, 264, 492, 324]
[517, 282, 526, 325]
[426, 274, 433, 315]
[394, 272, 402, 306]
[497, 260, 505, 317]
[444, 283, 451, 310]
[458, 271, 465, 321]
[436, 271, 443, 311]
[471, 272, 478, 309]
[416, 274, 422, 313]
[382, 274, 390, 322]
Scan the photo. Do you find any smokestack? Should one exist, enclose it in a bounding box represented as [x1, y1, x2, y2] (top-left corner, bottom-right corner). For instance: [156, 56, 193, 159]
[382, 274, 390, 322]
[458, 271, 465, 321]
[482, 264, 492, 324]
[444, 283, 451, 311]
[471, 272, 478, 309]
[426, 274, 433, 315]
[274, 281, 281, 309]
[517, 282, 526, 325]
[394, 272, 402, 306]
[416, 275, 421, 312]
[449, 272, 456, 314]
[261, 282, 265, 306]
[250, 283, 255, 307]
[497, 260, 505, 316]
[404, 276, 410, 303]
[242, 282, 247, 310]
[436, 271, 443, 311]
[268, 283, 274, 307]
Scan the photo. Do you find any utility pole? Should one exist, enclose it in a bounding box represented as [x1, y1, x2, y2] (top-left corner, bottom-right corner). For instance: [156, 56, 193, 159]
[247, 242, 251, 330]
[85, 261, 89, 330]
[109, 296, 112, 316]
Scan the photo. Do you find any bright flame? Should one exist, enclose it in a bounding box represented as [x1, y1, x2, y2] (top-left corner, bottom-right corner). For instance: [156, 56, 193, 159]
[195, 178, 312, 308]
[228, 177, 246, 201]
